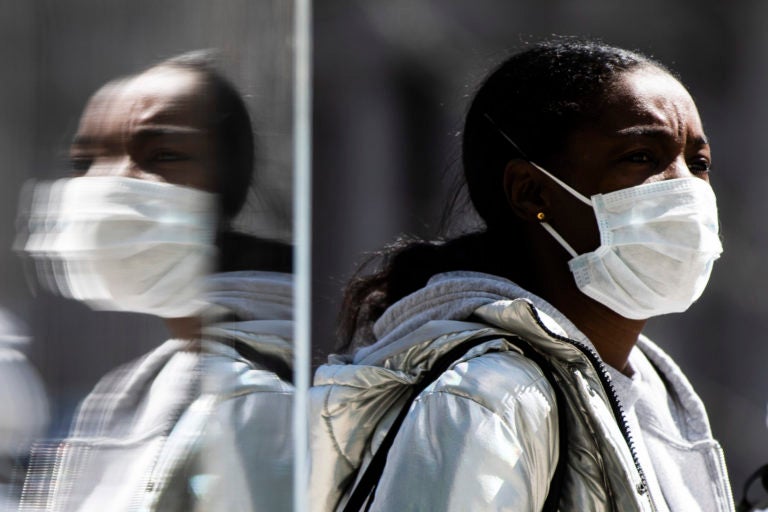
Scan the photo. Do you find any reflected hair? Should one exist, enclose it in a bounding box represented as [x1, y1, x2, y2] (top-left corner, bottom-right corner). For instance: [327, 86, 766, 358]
[154, 50, 255, 223]
[152, 51, 291, 273]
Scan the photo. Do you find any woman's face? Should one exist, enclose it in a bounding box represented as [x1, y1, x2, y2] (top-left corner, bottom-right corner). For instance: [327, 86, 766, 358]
[69, 66, 217, 192]
[541, 66, 712, 255]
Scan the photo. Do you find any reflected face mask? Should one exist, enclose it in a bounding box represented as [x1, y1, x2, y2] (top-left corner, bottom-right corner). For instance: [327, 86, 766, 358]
[22, 177, 216, 318]
[530, 162, 723, 320]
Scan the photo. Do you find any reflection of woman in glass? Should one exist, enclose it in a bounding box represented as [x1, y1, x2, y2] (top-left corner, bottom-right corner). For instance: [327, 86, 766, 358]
[312, 40, 734, 511]
[21, 54, 293, 511]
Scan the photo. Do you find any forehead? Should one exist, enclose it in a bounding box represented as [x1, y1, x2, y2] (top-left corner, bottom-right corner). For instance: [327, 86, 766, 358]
[598, 67, 705, 136]
[77, 66, 213, 137]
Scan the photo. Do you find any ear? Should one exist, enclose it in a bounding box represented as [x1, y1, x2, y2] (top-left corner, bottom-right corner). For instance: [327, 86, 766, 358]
[503, 159, 553, 222]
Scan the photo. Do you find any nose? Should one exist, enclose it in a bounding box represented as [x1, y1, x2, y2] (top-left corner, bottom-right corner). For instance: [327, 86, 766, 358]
[663, 156, 697, 181]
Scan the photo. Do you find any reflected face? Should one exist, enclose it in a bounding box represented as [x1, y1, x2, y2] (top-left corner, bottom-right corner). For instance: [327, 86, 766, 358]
[70, 66, 216, 192]
[544, 66, 712, 254]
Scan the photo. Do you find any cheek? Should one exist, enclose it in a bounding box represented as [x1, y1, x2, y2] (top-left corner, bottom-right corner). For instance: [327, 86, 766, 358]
[198, 154, 219, 193]
[696, 174, 711, 185]
[174, 163, 216, 192]
[549, 187, 601, 254]
[137, 162, 214, 191]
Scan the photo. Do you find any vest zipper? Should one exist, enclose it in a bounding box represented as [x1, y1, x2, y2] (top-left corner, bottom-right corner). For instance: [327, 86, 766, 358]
[527, 305, 657, 511]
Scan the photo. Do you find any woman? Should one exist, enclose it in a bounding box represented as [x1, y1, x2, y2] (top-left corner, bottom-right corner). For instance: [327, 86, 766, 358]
[20, 53, 293, 511]
[311, 40, 734, 511]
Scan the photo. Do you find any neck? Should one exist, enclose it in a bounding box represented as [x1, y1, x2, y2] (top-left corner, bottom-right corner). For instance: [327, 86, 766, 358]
[522, 232, 645, 375]
[164, 316, 202, 340]
[548, 287, 645, 374]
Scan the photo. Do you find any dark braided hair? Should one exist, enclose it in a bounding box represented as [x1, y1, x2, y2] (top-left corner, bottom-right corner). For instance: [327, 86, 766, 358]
[338, 38, 669, 350]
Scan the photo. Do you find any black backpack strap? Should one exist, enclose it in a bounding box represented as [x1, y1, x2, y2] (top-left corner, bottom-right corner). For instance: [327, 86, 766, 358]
[205, 335, 294, 385]
[521, 338, 568, 512]
[232, 339, 294, 384]
[342, 334, 568, 512]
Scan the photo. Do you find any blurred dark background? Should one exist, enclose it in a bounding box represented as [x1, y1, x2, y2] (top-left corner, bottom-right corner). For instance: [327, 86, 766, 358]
[312, 0, 768, 491]
[0, 1, 294, 434]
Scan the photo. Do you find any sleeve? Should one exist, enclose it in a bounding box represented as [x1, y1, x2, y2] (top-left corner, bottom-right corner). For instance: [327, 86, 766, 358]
[367, 351, 560, 512]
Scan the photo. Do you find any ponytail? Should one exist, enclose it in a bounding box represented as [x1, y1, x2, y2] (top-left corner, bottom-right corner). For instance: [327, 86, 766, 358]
[337, 230, 524, 351]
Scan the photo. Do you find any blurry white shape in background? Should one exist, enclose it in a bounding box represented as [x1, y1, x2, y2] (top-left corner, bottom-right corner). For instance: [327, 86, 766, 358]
[0, 308, 49, 510]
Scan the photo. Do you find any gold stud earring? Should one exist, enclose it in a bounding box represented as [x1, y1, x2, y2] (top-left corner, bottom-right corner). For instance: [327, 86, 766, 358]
[536, 212, 546, 221]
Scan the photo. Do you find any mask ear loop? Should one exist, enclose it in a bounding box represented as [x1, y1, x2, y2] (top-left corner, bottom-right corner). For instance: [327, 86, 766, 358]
[482, 113, 593, 207]
[484, 113, 590, 259]
[538, 212, 579, 258]
[528, 162, 593, 207]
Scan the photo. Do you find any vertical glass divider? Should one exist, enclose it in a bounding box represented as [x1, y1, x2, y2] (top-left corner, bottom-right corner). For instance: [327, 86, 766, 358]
[293, 0, 312, 509]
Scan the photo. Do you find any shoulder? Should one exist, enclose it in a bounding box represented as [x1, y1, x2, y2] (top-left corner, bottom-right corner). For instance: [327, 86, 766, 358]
[418, 346, 559, 424]
[372, 347, 560, 512]
[197, 345, 293, 441]
[396, 344, 560, 462]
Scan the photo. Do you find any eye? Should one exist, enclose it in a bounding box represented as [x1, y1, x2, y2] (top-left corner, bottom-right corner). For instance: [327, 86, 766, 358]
[151, 150, 189, 163]
[69, 156, 92, 174]
[687, 158, 711, 174]
[625, 151, 657, 165]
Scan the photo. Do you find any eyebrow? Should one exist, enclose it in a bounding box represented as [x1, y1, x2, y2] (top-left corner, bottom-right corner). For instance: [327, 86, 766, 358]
[132, 125, 205, 138]
[615, 125, 710, 146]
[71, 125, 205, 147]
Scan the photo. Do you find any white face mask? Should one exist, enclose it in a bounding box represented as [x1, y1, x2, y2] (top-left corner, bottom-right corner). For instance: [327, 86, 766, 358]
[529, 162, 723, 320]
[22, 177, 216, 318]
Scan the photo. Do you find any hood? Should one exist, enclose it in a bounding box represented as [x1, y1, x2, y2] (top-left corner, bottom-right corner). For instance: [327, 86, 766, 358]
[351, 270, 592, 366]
[204, 271, 293, 323]
[202, 270, 294, 369]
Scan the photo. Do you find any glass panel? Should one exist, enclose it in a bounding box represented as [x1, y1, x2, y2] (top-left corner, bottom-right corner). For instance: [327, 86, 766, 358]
[2, 2, 297, 510]
[292, 0, 312, 510]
